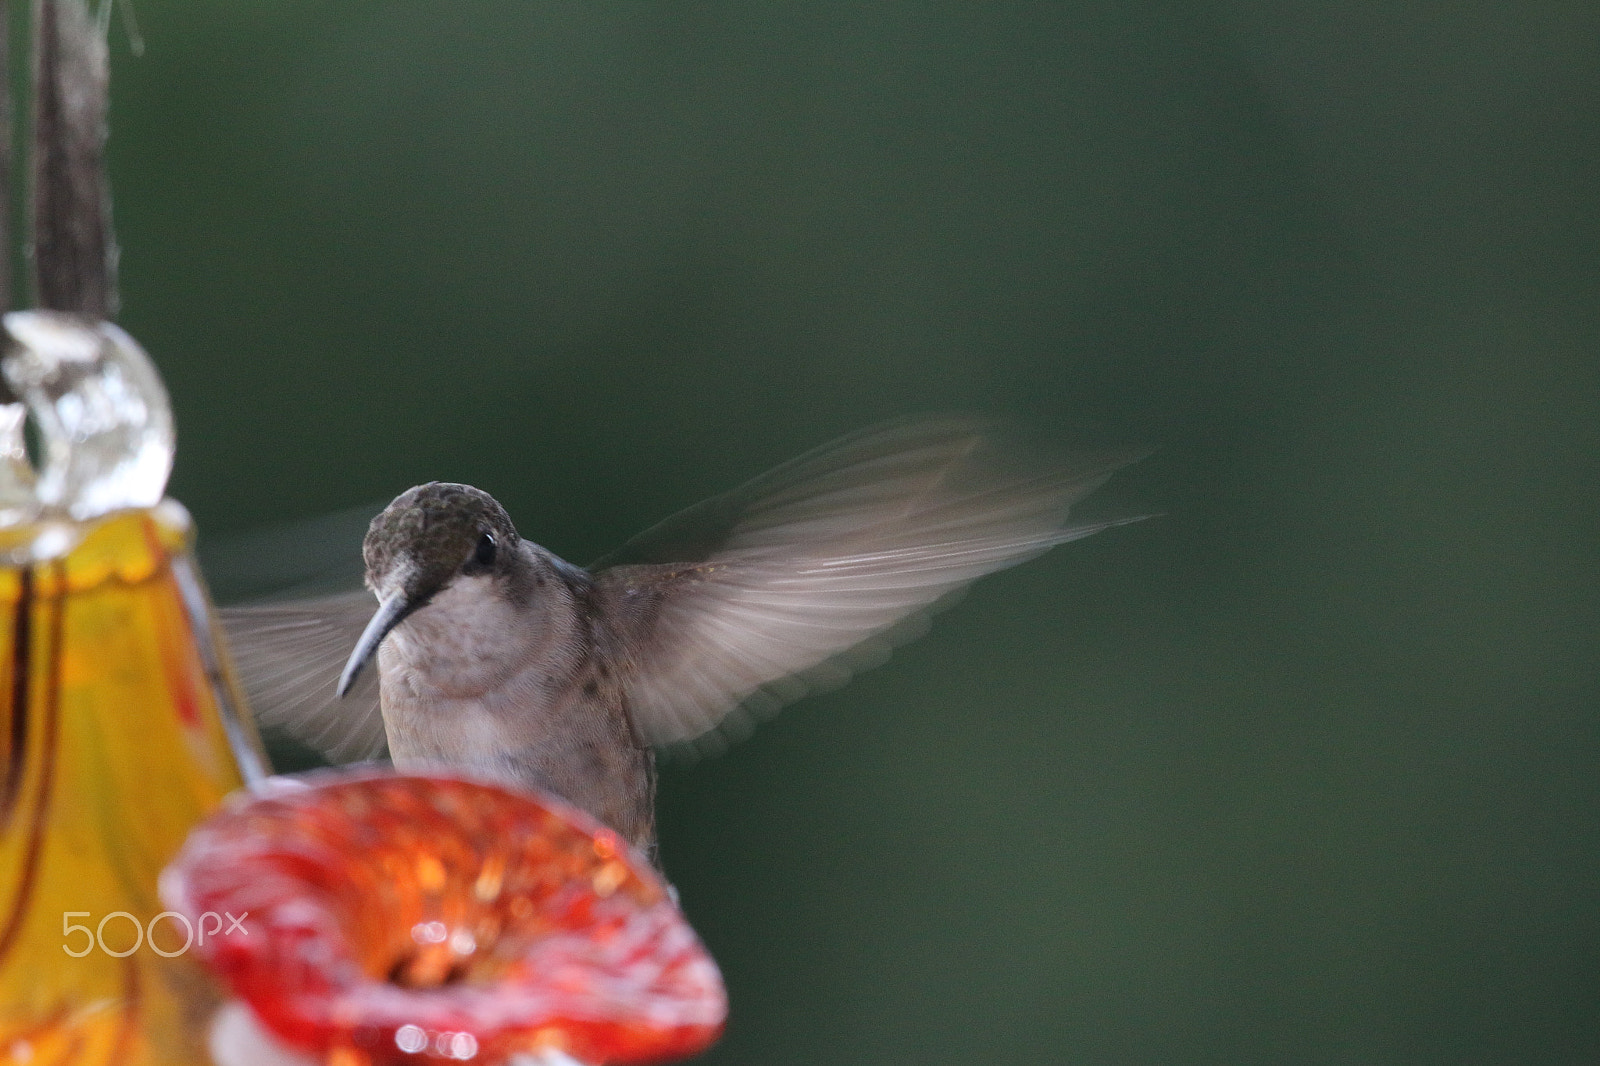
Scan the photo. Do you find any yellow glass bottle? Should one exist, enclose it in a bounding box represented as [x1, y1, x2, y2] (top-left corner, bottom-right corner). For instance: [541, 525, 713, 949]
[0, 313, 266, 1065]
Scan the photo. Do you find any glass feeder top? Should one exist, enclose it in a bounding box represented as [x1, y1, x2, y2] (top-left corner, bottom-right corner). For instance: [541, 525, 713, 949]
[0, 310, 175, 530]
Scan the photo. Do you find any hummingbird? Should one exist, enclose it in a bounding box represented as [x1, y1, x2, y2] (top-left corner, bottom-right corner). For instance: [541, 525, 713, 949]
[221, 416, 1145, 857]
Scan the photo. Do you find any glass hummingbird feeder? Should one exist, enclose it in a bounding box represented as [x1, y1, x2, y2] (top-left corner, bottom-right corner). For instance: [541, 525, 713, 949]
[0, 311, 268, 1065]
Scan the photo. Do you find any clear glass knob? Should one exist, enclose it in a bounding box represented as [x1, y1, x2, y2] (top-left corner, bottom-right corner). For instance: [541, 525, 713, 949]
[1, 310, 175, 522]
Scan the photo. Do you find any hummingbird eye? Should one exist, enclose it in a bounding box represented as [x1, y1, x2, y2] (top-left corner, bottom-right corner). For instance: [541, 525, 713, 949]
[471, 531, 497, 570]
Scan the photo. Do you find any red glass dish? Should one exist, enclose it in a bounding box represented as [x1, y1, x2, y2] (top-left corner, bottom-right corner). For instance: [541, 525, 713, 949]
[162, 771, 726, 1065]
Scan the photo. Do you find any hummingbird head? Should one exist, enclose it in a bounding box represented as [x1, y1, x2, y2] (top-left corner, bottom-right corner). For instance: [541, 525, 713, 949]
[338, 482, 521, 696]
[362, 482, 520, 603]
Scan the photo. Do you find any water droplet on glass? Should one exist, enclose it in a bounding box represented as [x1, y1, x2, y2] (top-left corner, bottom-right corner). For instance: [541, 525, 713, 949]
[395, 1024, 428, 1054]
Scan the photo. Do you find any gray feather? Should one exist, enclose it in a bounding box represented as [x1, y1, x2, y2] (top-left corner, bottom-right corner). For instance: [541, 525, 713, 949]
[595, 415, 1147, 755]
[220, 590, 388, 763]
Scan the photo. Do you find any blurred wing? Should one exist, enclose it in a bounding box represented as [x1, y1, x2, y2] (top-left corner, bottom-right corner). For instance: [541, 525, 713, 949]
[220, 590, 389, 764]
[199, 501, 381, 603]
[595, 415, 1146, 755]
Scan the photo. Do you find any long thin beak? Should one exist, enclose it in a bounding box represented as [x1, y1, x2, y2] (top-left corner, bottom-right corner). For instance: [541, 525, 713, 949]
[337, 591, 413, 697]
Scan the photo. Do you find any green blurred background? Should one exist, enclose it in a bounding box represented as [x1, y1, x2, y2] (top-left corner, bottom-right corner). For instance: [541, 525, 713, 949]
[102, 2, 1598, 1062]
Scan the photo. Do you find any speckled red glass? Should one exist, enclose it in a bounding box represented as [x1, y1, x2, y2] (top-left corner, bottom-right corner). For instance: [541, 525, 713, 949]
[161, 771, 726, 1065]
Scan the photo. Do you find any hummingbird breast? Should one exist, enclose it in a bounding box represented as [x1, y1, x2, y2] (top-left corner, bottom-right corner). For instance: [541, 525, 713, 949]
[375, 561, 657, 849]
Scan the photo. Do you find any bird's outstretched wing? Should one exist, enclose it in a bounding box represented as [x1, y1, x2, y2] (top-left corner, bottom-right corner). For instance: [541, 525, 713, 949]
[220, 590, 389, 764]
[594, 415, 1146, 757]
